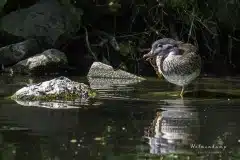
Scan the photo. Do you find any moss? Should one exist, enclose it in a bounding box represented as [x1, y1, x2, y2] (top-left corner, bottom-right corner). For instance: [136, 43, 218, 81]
[184, 90, 240, 99]
[88, 89, 98, 98]
[140, 91, 180, 100]
[4, 96, 12, 100]
[27, 92, 81, 101]
[140, 89, 240, 99]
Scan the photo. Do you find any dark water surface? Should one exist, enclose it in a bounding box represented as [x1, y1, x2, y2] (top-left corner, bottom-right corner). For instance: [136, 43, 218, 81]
[0, 75, 239, 160]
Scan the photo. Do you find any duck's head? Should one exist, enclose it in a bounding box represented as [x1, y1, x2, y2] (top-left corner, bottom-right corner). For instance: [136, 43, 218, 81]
[143, 40, 179, 60]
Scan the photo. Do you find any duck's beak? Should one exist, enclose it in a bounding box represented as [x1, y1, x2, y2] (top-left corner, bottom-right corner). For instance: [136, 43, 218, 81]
[143, 50, 154, 61]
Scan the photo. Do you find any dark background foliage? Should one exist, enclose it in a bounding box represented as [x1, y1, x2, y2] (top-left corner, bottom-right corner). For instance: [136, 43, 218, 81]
[1, 0, 240, 76]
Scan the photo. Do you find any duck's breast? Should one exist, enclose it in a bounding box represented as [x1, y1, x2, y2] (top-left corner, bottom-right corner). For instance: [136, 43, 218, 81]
[158, 52, 201, 86]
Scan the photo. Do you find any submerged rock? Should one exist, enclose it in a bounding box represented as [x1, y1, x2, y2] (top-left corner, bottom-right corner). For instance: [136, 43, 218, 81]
[87, 62, 146, 80]
[0, 0, 82, 46]
[0, 39, 42, 66]
[10, 49, 68, 75]
[11, 76, 96, 101]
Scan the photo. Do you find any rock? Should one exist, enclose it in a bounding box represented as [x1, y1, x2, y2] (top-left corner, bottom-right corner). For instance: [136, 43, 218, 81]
[11, 76, 96, 102]
[10, 49, 68, 75]
[87, 62, 146, 80]
[87, 62, 145, 99]
[0, 0, 83, 46]
[0, 31, 25, 47]
[0, 39, 42, 66]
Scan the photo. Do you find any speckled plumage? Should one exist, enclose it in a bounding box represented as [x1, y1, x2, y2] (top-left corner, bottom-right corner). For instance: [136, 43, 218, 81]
[157, 50, 201, 86]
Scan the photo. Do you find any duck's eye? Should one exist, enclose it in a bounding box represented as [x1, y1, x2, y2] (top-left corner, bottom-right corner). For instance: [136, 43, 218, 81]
[157, 44, 162, 48]
[163, 44, 174, 50]
[166, 45, 172, 49]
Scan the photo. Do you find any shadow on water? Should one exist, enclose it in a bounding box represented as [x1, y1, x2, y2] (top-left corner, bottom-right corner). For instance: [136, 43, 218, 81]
[0, 75, 239, 159]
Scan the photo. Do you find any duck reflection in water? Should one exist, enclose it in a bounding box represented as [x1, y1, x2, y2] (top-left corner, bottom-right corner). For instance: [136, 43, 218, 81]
[144, 100, 200, 155]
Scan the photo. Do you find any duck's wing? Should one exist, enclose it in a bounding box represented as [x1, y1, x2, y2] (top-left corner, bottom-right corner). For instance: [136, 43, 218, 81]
[178, 43, 198, 55]
[162, 51, 201, 76]
[154, 38, 184, 46]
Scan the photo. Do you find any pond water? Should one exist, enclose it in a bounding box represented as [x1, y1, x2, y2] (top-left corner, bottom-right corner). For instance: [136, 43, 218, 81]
[0, 75, 239, 159]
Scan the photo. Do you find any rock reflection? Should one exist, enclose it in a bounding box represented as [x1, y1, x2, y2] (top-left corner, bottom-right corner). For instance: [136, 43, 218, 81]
[14, 99, 93, 109]
[88, 77, 142, 90]
[145, 99, 200, 155]
[87, 77, 140, 99]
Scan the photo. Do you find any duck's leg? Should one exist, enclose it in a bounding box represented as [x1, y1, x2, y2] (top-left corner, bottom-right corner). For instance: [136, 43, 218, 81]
[156, 71, 162, 79]
[180, 86, 184, 98]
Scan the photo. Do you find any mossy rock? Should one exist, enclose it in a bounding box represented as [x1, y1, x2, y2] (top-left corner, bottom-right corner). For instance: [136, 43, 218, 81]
[11, 76, 97, 102]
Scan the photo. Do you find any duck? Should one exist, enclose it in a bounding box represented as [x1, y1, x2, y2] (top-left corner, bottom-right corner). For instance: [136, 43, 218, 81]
[145, 38, 183, 78]
[143, 38, 201, 97]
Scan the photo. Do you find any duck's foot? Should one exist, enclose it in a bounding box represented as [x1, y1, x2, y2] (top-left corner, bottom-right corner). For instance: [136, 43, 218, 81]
[156, 71, 162, 79]
[180, 86, 185, 98]
[180, 93, 184, 99]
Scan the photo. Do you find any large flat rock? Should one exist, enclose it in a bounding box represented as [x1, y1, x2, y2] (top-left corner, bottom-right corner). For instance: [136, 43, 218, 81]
[87, 62, 146, 80]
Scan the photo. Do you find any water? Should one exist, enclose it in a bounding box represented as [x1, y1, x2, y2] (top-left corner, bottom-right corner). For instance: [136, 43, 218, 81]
[0, 75, 239, 159]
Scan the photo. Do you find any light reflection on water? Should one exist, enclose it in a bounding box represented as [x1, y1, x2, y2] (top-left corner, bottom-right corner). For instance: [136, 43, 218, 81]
[0, 75, 239, 159]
